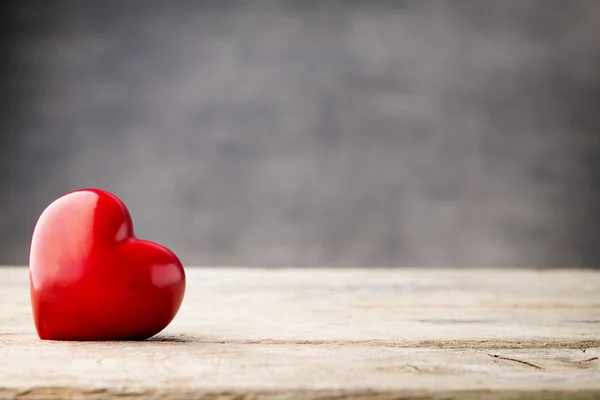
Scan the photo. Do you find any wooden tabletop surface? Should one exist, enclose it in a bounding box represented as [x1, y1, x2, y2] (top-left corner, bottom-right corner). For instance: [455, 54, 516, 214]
[0, 267, 599, 400]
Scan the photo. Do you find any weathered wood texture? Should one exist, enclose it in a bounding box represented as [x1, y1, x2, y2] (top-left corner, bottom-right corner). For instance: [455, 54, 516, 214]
[0, 268, 599, 400]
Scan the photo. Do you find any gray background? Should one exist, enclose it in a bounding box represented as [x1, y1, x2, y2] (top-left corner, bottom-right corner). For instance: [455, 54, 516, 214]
[1, 0, 600, 268]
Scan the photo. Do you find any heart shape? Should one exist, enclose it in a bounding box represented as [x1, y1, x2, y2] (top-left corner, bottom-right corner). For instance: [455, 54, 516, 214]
[29, 189, 186, 341]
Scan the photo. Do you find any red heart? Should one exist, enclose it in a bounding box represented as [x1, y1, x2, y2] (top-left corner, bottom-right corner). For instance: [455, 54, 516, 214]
[29, 189, 186, 341]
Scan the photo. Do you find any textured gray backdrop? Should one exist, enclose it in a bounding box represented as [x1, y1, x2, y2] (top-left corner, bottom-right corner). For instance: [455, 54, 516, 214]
[1, 0, 600, 267]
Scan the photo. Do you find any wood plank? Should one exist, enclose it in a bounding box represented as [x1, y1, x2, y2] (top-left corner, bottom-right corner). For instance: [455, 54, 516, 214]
[0, 267, 599, 399]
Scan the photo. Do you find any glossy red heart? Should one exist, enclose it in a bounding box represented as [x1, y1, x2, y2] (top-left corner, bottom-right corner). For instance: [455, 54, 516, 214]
[29, 189, 186, 341]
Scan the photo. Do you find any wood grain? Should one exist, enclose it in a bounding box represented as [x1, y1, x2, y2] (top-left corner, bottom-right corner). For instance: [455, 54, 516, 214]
[0, 267, 599, 399]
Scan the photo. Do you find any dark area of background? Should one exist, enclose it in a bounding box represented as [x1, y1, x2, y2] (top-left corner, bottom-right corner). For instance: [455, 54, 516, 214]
[1, 0, 599, 268]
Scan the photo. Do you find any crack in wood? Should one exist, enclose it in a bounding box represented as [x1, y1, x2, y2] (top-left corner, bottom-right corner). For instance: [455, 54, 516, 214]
[487, 354, 543, 370]
[150, 337, 600, 350]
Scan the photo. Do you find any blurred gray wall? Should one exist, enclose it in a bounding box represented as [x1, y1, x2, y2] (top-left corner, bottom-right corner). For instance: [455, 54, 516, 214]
[1, 0, 600, 267]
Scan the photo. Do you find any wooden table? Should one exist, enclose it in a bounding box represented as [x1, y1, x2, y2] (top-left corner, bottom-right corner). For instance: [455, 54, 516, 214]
[0, 267, 599, 400]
